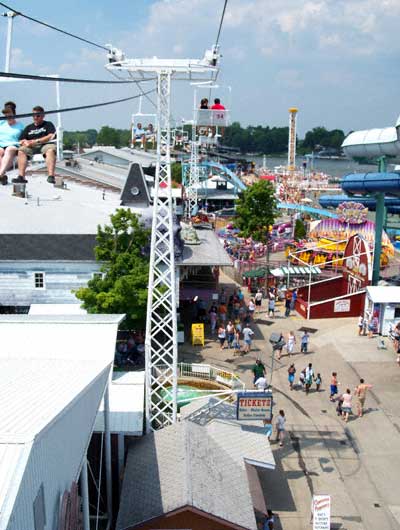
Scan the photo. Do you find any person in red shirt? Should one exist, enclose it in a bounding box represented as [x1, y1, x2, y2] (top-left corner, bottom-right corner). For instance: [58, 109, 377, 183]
[211, 98, 225, 110]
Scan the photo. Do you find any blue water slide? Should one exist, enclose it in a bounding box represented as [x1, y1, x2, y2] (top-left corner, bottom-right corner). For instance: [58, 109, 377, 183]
[341, 172, 400, 197]
[278, 202, 338, 218]
[319, 194, 400, 214]
[200, 161, 247, 191]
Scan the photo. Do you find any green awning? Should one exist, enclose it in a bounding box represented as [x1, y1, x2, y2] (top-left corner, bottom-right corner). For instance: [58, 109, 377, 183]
[242, 268, 268, 278]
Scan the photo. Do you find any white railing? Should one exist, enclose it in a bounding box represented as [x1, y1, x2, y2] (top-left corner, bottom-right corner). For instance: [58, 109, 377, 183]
[178, 362, 245, 390]
[153, 362, 245, 390]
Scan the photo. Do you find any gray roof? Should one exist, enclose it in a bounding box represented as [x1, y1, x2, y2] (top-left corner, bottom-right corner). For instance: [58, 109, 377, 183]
[179, 228, 232, 267]
[0, 234, 97, 260]
[117, 400, 275, 530]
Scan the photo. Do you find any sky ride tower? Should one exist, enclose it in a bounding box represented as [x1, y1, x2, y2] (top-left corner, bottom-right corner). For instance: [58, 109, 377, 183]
[105, 46, 219, 431]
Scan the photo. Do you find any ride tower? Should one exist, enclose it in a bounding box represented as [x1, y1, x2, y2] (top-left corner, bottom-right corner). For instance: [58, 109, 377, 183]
[184, 84, 231, 218]
[288, 107, 298, 173]
[105, 46, 219, 430]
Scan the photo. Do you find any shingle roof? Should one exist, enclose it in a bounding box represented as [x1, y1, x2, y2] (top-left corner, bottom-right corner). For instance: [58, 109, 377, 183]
[117, 401, 275, 530]
[0, 234, 97, 260]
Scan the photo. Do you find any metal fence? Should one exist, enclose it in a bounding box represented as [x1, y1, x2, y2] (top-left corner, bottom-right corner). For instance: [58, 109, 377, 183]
[152, 362, 245, 390]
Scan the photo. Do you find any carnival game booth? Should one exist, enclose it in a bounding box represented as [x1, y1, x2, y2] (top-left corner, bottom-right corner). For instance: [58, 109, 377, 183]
[364, 286, 400, 336]
[295, 234, 371, 319]
[288, 202, 394, 270]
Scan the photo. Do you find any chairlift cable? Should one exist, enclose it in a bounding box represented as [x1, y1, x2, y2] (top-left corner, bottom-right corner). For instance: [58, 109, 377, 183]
[0, 89, 156, 120]
[0, 1, 109, 51]
[208, 0, 228, 101]
[0, 70, 156, 84]
[215, 0, 228, 47]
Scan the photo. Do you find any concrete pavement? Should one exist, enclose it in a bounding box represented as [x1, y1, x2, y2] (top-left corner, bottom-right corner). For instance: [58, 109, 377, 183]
[179, 274, 400, 530]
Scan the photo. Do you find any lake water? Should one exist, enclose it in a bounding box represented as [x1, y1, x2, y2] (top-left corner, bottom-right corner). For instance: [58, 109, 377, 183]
[252, 155, 379, 178]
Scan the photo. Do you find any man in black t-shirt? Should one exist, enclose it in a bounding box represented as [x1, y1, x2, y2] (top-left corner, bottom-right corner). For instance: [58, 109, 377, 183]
[13, 105, 57, 184]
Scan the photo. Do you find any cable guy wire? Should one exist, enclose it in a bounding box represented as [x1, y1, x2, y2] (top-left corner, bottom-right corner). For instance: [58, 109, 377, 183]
[0, 71, 156, 84]
[0, 89, 156, 120]
[0, 1, 108, 51]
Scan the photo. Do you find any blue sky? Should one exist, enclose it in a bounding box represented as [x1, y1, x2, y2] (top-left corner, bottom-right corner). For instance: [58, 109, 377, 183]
[1, 0, 399, 136]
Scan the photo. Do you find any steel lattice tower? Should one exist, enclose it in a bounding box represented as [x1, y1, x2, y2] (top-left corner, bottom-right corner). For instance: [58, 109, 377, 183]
[185, 123, 200, 218]
[105, 48, 219, 430]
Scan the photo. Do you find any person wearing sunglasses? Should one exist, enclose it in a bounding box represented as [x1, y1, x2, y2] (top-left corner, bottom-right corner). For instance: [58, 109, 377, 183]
[14, 105, 56, 185]
[0, 101, 24, 185]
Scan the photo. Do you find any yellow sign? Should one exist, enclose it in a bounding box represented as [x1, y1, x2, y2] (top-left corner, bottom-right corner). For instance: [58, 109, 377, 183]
[191, 323, 204, 346]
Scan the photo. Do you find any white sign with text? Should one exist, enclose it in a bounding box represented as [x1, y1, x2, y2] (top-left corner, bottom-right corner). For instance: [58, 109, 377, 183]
[312, 494, 331, 530]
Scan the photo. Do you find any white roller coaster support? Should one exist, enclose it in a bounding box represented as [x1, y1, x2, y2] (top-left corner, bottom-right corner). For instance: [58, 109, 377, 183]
[145, 71, 178, 431]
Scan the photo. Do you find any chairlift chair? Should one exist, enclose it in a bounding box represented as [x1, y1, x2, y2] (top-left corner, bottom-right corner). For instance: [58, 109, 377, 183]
[131, 96, 157, 150]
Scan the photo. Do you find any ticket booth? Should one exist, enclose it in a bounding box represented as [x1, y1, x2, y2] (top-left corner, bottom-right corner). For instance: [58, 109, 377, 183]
[364, 286, 400, 335]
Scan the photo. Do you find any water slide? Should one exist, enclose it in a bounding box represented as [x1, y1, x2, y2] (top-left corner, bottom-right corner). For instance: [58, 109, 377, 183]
[199, 161, 247, 191]
[319, 193, 400, 214]
[278, 202, 338, 218]
[342, 114, 400, 159]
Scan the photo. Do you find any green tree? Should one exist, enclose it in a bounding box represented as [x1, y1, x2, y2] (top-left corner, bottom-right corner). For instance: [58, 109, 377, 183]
[171, 162, 182, 184]
[235, 180, 278, 243]
[294, 219, 307, 240]
[75, 209, 150, 329]
[97, 126, 121, 147]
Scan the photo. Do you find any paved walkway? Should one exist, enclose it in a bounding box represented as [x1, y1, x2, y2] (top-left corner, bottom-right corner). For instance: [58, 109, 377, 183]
[179, 273, 400, 530]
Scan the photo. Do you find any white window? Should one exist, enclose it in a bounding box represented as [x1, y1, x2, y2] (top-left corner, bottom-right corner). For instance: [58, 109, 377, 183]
[34, 272, 45, 289]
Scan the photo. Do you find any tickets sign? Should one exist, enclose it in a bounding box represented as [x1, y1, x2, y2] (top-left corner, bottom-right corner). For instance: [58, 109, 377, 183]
[236, 391, 273, 420]
[312, 494, 331, 530]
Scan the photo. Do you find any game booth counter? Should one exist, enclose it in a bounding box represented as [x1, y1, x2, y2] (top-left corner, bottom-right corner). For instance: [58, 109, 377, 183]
[364, 286, 400, 336]
[295, 234, 371, 319]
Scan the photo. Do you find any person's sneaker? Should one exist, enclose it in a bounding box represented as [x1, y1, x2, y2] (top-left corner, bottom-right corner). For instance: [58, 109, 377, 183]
[12, 176, 27, 184]
[47, 176, 56, 184]
[0, 175, 8, 185]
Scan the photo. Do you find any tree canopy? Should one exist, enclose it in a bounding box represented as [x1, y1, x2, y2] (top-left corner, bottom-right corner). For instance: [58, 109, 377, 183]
[235, 180, 278, 243]
[75, 209, 150, 329]
[302, 127, 345, 151]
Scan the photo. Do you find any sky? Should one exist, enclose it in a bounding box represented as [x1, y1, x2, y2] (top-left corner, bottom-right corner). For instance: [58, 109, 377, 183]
[0, 0, 399, 136]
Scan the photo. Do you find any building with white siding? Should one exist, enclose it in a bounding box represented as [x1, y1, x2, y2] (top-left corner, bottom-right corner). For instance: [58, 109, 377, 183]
[0, 314, 123, 530]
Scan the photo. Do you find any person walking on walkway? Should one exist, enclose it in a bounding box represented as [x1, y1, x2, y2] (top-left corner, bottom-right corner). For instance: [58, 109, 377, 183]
[243, 324, 255, 353]
[254, 374, 268, 391]
[217, 324, 226, 350]
[300, 331, 309, 353]
[274, 332, 285, 360]
[226, 321, 235, 348]
[284, 294, 291, 318]
[305, 363, 314, 395]
[252, 358, 266, 384]
[255, 289, 263, 314]
[268, 296, 275, 318]
[358, 314, 364, 336]
[263, 415, 273, 441]
[354, 378, 373, 417]
[233, 328, 241, 355]
[275, 410, 286, 446]
[209, 307, 217, 335]
[330, 372, 339, 401]
[341, 388, 353, 422]
[315, 373, 322, 391]
[286, 331, 296, 357]
[288, 363, 296, 391]
[248, 298, 256, 320]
